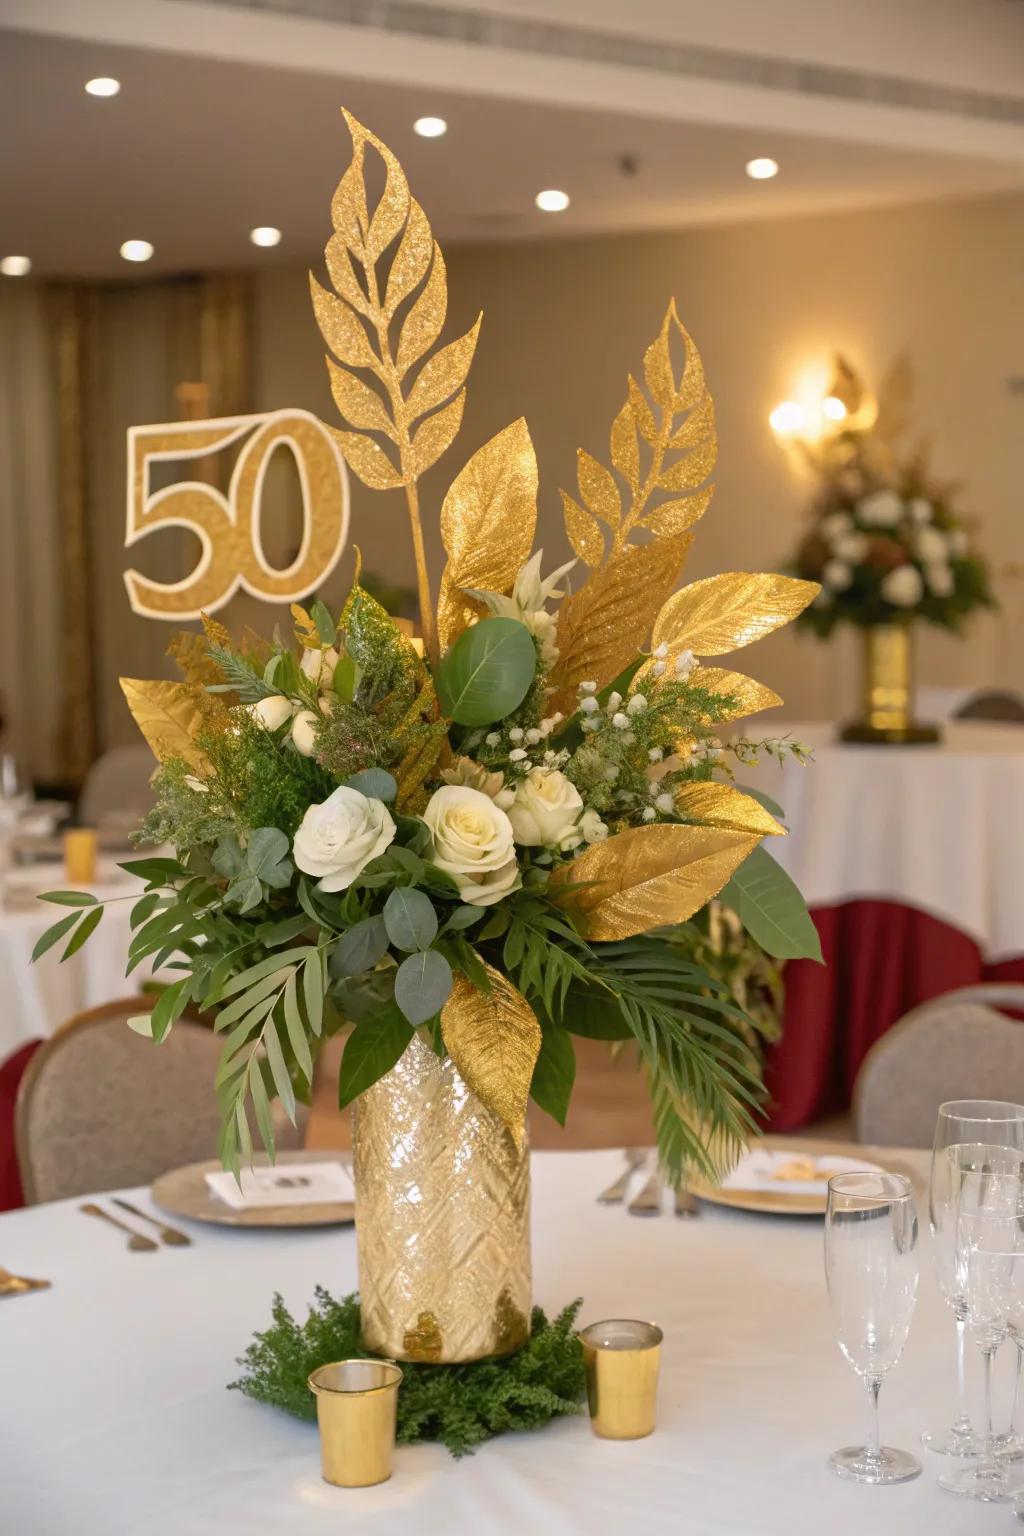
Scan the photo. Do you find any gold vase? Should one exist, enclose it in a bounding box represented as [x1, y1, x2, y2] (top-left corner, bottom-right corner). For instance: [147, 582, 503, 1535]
[840, 624, 939, 744]
[352, 1030, 532, 1363]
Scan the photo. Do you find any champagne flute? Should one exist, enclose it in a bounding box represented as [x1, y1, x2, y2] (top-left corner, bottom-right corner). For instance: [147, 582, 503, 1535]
[925, 1099, 1024, 1457]
[825, 1171, 920, 1484]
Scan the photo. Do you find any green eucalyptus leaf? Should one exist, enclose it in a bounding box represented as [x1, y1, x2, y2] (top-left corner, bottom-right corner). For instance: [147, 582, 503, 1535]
[443, 904, 487, 933]
[38, 890, 98, 907]
[225, 874, 264, 913]
[31, 911, 80, 962]
[435, 616, 536, 726]
[344, 768, 398, 803]
[60, 905, 103, 960]
[718, 845, 823, 963]
[329, 916, 390, 979]
[212, 837, 246, 881]
[394, 949, 453, 1027]
[333, 652, 359, 703]
[337, 1008, 414, 1109]
[383, 888, 438, 952]
[245, 828, 293, 889]
[118, 856, 187, 884]
[310, 599, 337, 645]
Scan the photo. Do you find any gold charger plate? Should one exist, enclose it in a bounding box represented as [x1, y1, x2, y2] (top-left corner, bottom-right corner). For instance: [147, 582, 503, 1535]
[688, 1137, 896, 1218]
[151, 1150, 355, 1229]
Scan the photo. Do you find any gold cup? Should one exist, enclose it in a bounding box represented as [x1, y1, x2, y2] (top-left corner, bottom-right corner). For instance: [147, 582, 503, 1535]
[580, 1319, 663, 1440]
[63, 827, 98, 885]
[308, 1359, 402, 1487]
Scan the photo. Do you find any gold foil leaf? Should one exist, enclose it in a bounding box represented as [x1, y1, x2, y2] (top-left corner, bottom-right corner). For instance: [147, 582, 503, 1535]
[406, 318, 481, 422]
[561, 491, 604, 568]
[673, 781, 785, 838]
[395, 244, 447, 373]
[440, 966, 541, 1145]
[692, 666, 782, 721]
[327, 427, 403, 490]
[410, 390, 466, 476]
[609, 393, 640, 492]
[639, 488, 713, 540]
[552, 823, 760, 941]
[577, 449, 621, 529]
[658, 437, 717, 493]
[385, 198, 432, 315]
[119, 679, 207, 771]
[436, 418, 539, 650]
[652, 573, 820, 657]
[325, 358, 396, 439]
[309, 275, 375, 370]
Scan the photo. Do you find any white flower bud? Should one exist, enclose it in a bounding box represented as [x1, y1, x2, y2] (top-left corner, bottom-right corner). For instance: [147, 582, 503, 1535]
[655, 792, 674, 813]
[653, 643, 669, 659]
[611, 712, 629, 729]
[578, 681, 598, 695]
[642, 806, 656, 822]
[509, 748, 527, 762]
[525, 728, 541, 744]
[291, 709, 319, 756]
[509, 727, 524, 742]
[580, 697, 599, 714]
[485, 732, 501, 746]
[606, 691, 623, 711]
[603, 765, 620, 782]
[626, 693, 647, 715]
[648, 747, 664, 762]
[652, 660, 666, 677]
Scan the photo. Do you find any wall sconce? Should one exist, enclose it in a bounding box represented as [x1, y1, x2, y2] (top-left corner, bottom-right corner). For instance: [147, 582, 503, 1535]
[770, 358, 874, 445]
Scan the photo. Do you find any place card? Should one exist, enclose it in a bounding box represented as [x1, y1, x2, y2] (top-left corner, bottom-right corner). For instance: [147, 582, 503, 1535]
[205, 1161, 355, 1209]
[722, 1149, 883, 1196]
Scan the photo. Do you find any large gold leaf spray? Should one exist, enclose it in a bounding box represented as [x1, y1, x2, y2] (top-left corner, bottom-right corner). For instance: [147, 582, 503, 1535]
[311, 109, 481, 660]
[651, 573, 819, 657]
[672, 781, 784, 838]
[119, 680, 208, 772]
[436, 418, 539, 651]
[440, 966, 541, 1145]
[549, 302, 717, 714]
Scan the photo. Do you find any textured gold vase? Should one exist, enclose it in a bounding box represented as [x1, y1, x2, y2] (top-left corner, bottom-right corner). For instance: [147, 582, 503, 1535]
[841, 624, 939, 744]
[352, 1030, 532, 1363]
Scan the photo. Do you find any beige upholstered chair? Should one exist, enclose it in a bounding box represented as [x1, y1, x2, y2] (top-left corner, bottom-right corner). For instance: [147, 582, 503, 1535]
[16, 999, 305, 1204]
[78, 745, 158, 827]
[853, 985, 1024, 1149]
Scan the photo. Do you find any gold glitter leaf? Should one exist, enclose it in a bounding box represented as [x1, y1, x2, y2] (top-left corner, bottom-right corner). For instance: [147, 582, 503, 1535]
[410, 391, 466, 476]
[693, 665, 782, 721]
[396, 244, 447, 374]
[384, 198, 432, 314]
[643, 310, 675, 409]
[325, 358, 396, 439]
[673, 781, 785, 838]
[610, 394, 640, 493]
[658, 437, 717, 493]
[436, 418, 539, 649]
[669, 396, 716, 453]
[552, 823, 760, 941]
[577, 449, 621, 529]
[120, 679, 207, 771]
[561, 491, 604, 567]
[341, 108, 410, 263]
[640, 488, 713, 539]
[440, 966, 541, 1145]
[309, 275, 375, 369]
[629, 375, 657, 444]
[405, 316, 482, 423]
[324, 237, 370, 316]
[652, 573, 820, 657]
[327, 427, 403, 490]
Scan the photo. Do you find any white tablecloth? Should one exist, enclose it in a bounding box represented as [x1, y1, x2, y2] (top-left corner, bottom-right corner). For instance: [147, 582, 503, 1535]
[0, 1147, 996, 1535]
[741, 721, 1024, 961]
[0, 860, 145, 1059]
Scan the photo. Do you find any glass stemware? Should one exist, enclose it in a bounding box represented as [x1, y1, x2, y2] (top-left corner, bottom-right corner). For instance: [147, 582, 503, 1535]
[925, 1100, 1024, 1457]
[825, 1171, 920, 1484]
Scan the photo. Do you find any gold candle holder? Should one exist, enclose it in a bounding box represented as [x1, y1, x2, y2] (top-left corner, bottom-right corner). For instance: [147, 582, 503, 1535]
[580, 1319, 663, 1440]
[63, 827, 98, 885]
[308, 1359, 402, 1488]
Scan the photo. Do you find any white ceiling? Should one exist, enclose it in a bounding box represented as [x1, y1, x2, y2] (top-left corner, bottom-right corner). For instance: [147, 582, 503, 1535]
[1, 21, 1023, 278]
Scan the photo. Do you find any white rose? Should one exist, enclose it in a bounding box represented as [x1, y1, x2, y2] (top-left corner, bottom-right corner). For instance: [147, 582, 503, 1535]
[580, 809, 609, 844]
[914, 526, 949, 563]
[291, 710, 319, 756]
[300, 646, 339, 689]
[925, 562, 954, 597]
[821, 511, 852, 542]
[422, 786, 520, 906]
[834, 532, 868, 562]
[908, 498, 933, 525]
[857, 490, 903, 528]
[507, 768, 584, 849]
[292, 786, 396, 893]
[823, 559, 854, 592]
[880, 565, 924, 607]
[250, 695, 295, 731]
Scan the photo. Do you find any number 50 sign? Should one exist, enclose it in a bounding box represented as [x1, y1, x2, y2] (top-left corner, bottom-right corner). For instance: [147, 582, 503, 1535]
[124, 410, 350, 620]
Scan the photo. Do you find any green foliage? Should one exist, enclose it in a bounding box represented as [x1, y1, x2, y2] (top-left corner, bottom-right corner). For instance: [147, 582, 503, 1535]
[719, 845, 823, 962]
[230, 1289, 586, 1457]
[436, 617, 537, 726]
[394, 947, 453, 1025]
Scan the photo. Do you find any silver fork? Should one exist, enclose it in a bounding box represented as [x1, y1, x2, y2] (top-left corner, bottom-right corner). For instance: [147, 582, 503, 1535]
[628, 1163, 663, 1216]
[80, 1202, 158, 1252]
[597, 1148, 648, 1205]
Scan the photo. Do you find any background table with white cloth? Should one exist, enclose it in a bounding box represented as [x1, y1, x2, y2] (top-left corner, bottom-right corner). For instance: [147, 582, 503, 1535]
[741, 721, 1024, 1129]
[0, 1147, 993, 1535]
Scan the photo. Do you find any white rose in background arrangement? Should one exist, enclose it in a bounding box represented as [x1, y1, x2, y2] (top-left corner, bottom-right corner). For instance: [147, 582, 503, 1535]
[300, 646, 339, 689]
[820, 511, 852, 542]
[857, 490, 903, 528]
[823, 559, 854, 592]
[293, 786, 396, 892]
[948, 527, 969, 557]
[880, 564, 924, 607]
[925, 562, 955, 598]
[908, 498, 933, 525]
[508, 767, 584, 849]
[250, 695, 295, 731]
[834, 532, 869, 563]
[914, 525, 949, 563]
[421, 786, 521, 906]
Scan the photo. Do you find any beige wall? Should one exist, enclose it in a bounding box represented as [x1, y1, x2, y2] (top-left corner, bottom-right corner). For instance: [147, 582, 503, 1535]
[254, 188, 1024, 724]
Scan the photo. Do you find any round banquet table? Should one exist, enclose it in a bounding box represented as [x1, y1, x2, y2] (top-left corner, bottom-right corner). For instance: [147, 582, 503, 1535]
[0, 1146, 1000, 1535]
[739, 721, 1024, 1130]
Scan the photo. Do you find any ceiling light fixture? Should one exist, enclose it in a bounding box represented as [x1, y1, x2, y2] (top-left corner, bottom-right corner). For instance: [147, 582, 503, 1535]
[413, 116, 447, 139]
[0, 255, 31, 277]
[745, 157, 779, 181]
[535, 189, 570, 213]
[769, 400, 806, 436]
[120, 239, 154, 263]
[822, 395, 848, 422]
[85, 77, 121, 97]
[249, 226, 282, 248]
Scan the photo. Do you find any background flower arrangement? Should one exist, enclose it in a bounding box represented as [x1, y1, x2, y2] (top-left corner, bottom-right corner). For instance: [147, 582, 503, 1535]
[35, 111, 822, 1188]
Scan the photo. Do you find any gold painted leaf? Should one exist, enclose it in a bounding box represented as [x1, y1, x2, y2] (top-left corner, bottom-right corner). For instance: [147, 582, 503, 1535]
[384, 198, 432, 314]
[327, 427, 403, 490]
[640, 487, 713, 539]
[309, 276, 375, 369]
[324, 236, 371, 316]
[610, 394, 640, 492]
[652, 573, 820, 657]
[552, 823, 761, 941]
[673, 781, 784, 837]
[325, 358, 396, 439]
[658, 437, 717, 493]
[669, 396, 715, 453]
[405, 316, 481, 422]
[341, 108, 410, 262]
[674, 309, 707, 410]
[396, 243, 447, 373]
[120, 679, 207, 771]
[643, 309, 675, 409]
[561, 491, 604, 567]
[577, 449, 621, 529]
[440, 966, 541, 1145]
[693, 665, 782, 721]
[436, 417, 539, 650]
[410, 390, 465, 476]
[628, 374, 657, 444]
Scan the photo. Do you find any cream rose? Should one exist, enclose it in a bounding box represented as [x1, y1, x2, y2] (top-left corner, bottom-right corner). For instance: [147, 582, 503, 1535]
[300, 646, 339, 689]
[880, 564, 924, 607]
[291, 709, 319, 757]
[250, 694, 294, 731]
[292, 786, 396, 893]
[507, 767, 584, 850]
[421, 785, 520, 906]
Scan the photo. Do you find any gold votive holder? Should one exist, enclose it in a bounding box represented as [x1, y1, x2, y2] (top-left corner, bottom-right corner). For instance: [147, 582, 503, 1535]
[580, 1319, 663, 1440]
[63, 827, 97, 885]
[308, 1359, 402, 1488]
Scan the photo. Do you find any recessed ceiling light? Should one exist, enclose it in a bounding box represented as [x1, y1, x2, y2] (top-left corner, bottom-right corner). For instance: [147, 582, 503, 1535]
[85, 77, 121, 98]
[120, 239, 154, 263]
[745, 157, 779, 181]
[0, 255, 31, 277]
[535, 189, 570, 213]
[413, 116, 447, 139]
[250, 226, 282, 248]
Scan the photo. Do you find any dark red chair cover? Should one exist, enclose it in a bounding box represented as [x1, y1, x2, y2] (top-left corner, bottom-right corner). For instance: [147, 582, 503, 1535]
[0, 1039, 42, 1211]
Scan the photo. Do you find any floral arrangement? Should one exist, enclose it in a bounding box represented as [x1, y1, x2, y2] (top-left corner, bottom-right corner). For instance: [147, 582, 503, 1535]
[34, 112, 821, 1185]
[786, 356, 994, 636]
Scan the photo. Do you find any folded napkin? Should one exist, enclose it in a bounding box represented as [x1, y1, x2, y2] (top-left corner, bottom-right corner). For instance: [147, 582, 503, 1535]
[722, 1149, 883, 1196]
[205, 1161, 355, 1209]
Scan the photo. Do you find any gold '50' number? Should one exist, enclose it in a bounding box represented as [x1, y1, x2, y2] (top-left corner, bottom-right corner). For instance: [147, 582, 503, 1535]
[124, 409, 350, 619]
